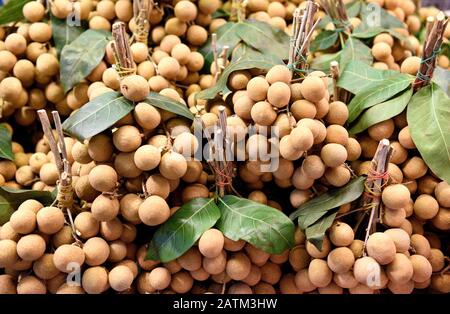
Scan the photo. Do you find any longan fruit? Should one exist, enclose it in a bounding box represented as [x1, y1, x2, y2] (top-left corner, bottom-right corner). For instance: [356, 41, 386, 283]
[432, 207, 450, 231]
[0, 50, 17, 73]
[410, 234, 431, 258]
[329, 222, 354, 247]
[173, 132, 199, 157]
[294, 269, 316, 292]
[203, 250, 227, 275]
[145, 174, 170, 200]
[149, 267, 171, 290]
[0, 239, 18, 267]
[371, 42, 392, 61]
[17, 276, 46, 294]
[409, 254, 432, 283]
[0, 274, 16, 294]
[138, 195, 170, 226]
[53, 244, 85, 273]
[266, 65, 292, 84]
[17, 234, 46, 262]
[5, 33, 27, 55]
[383, 207, 406, 228]
[87, 134, 113, 162]
[0, 77, 22, 103]
[279, 136, 303, 161]
[197, 229, 224, 259]
[36, 206, 65, 235]
[289, 189, 311, 208]
[0, 222, 20, 241]
[353, 256, 381, 285]
[429, 249, 445, 272]
[90, 194, 119, 222]
[33, 253, 59, 280]
[306, 236, 331, 259]
[23, 1, 46, 22]
[226, 253, 252, 281]
[291, 99, 317, 120]
[431, 273, 450, 294]
[247, 77, 269, 102]
[178, 247, 202, 272]
[113, 125, 142, 153]
[159, 151, 187, 180]
[386, 253, 414, 284]
[36, 53, 59, 76]
[435, 181, 450, 207]
[120, 75, 149, 102]
[29, 22, 52, 43]
[158, 56, 181, 81]
[170, 271, 193, 294]
[132, 145, 160, 172]
[384, 228, 410, 253]
[333, 271, 359, 289]
[88, 165, 117, 192]
[300, 76, 326, 103]
[108, 265, 133, 292]
[108, 240, 127, 262]
[413, 194, 439, 220]
[402, 157, 427, 180]
[366, 232, 396, 265]
[260, 262, 281, 285]
[81, 237, 109, 267]
[241, 264, 262, 286]
[289, 125, 314, 151]
[250, 101, 277, 126]
[320, 143, 348, 167]
[308, 259, 332, 288]
[267, 82, 291, 108]
[81, 266, 108, 294]
[398, 126, 415, 149]
[400, 56, 421, 75]
[368, 119, 395, 141]
[244, 244, 270, 266]
[10, 209, 36, 234]
[292, 167, 314, 190]
[133, 103, 161, 130]
[374, 33, 394, 47]
[382, 184, 410, 210]
[186, 25, 208, 46]
[325, 165, 351, 187]
[51, 226, 74, 248]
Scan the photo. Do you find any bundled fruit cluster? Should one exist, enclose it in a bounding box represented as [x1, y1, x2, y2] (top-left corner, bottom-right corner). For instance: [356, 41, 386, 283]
[0, 0, 449, 295]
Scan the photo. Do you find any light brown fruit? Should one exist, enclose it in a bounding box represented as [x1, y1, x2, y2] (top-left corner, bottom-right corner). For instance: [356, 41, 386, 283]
[109, 265, 134, 292]
[17, 234, 46, 262]
[88, 165, 117, 192]
[320, 143, 348, 167]
[372, 42, 392, 61]
[170, 271, 193, 293]
[246, 77, 269, 102]
[300, 76, 326, 103]
[366, 232, 396, 265]
[83, 237, 110, 266]
[226, 253, 252, 281]
[402, 157, 428, 180]
[82, 266, 109, 294]
[36, 206, 65, 234]
[9, 209, 36, 234]
[398, 126, 416, 149]
[353, 256, 381, 285]
[384, 228, 410, 253]
[386, 253, 414, 284]
[306, 236, 331, 259]
[329, 222, 354, 247]
[149, 267, 171, 290]
[199, 229, 224, 258]
[53, 244, 85, 273]
[308, 259, 332, 288]
[17, 276, 46, 294]
[413, 195, 439, 220]
[120, 75, 149, 102]
[159, 151, 187, 180]
[327, 247, 355, 274]
[73, 211, 99, 239]
[382, 184, 410, 210]
[91, 195, 120, 222]
[0, 240, 18, 267]
[138, 195, 170, 226]
[267, 82, 290, 108]
[410, 234, 431, 258]
[33, 253, 59, 280]
[401, 56, 421, 75]
[178, 247, 202, 271]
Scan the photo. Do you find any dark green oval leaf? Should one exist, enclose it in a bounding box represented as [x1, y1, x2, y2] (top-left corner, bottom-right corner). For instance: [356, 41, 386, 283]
[350, 88, 413, 134]
[338, 60, 399, 94]
[0, 0, 32, 25]
[290, 176, 366, 230]
[199, 22, 243, 70]
[407, 83, 450, 184]
[62, 92, 133, 141]
[51, 15, 87, 56]
[217, 195, 295, 254]
[0, 124, 13, 161]
[238, 20, 290, 62]
[305, 210, 338, 251]
[311, 30, 339, 52]
[145, 92, 194, 120]
[60, 29, 111, 92]
[339, 37, 373, 71]
[197, 52, 282, 100]
[147, 198, 221, 262]
[0, 187, 56, 225]
[348, 74, 414, 123]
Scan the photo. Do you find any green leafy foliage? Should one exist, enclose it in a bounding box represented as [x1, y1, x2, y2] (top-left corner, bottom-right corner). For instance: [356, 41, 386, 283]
[433, 67, 450, 96]
[290, 177, 366, 230]
[147, 198, 221, 262]
[217, 196, 295, 254]
[350, 88, 412, 134]
[339, 37, 373, 71]
[0, 187, 56, 225]
[51, 15, 87, 56]
[0, 0, 32, 25]
[62, 92, 134, 141]
[60, 29, 111, 92]
[305, 211, 339, 250]
[0, 124, 13, 161]
[347, 74, 414, 123]
[310, 30, 340, 52]
[310, 51, 341, 71]
[407, 83, 450, 184]
[145, 92, 194, 121]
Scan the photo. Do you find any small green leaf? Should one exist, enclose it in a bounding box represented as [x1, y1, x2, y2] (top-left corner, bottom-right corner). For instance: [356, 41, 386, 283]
[199, 22, 243, 70]
[305, 210, 338, 251]
[147, 198, 221, 262]
[0, 124, 13, 161]
[217, 195, 295, 254]
[51, 15, 87, 56]
[231, 43, 264, 62]
[310, 51, 341, 71]
[0, 187, 56, 225]
[433, 67, 450, 96]
[62, 92, 134, 141]
[197, 52, 283, 100]
[407, 83, 450, 184]
[310, 30, 339, 52]
[212, 8, 230, 19]
[347, 74, 414, 123]
[290, 176, 366, 230]
[238, 20, 290, 62]
[352, 26, 386, 39]
[346, 0, 362, 18]
[145, 92, 194, 121]
[338, 60, 399, 94]
[0, 0, 32, 25]
[350, 88, 412, 134]
[339, 37, 373, 71]
[60, 29, 111, 92]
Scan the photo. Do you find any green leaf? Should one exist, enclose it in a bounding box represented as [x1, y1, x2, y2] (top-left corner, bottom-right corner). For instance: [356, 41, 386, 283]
[310, 30, 339, 52]
[62, 92, 133, 141]
[305, 210, 338, 251]
[339, 37, 373, 71]
[407, 83, 450, 184]
[338, 60, 399, 94]
[199, 22, 243, 70]
[51, 15, 87, 56]
[217, 195, 295, 254]
[352, 26, 386, 39]
[310, 51, 341, 71]
[0, 0, 32, 25]
[0, 124, 13, 161]
[359, 3, 404, 30]
[147, 198, 221, 262]
[290, 176, 366, 230]
[433, 67, 450, 96]
[347, 74, 414, 123]
[350, 88, 413, 134]
[237, 20, 290, 62]
[0, 187, 56, 225]
[60, 29, 111, 92]
[197, 52, 283, 100]
[212, 8, 230, 19]
[346, 0, 362, 18]
[231, 43, 264, 62]
[145, 92, 194, 120]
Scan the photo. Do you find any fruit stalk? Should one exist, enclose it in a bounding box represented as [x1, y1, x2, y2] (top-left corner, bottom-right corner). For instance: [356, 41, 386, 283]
[330, 61, 340, 102]
[230, 0, 246, 22]
[413, 12, 448, 91]
[133, 0, 152, 44]
[112, 22, 136, 78]
[361, 139, 393, 252]
[319, 0, 352, 33]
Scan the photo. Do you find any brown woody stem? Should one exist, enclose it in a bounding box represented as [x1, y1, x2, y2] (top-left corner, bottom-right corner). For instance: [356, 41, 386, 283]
[112, 22, 136, 78]
[330, 61, 340, 102]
